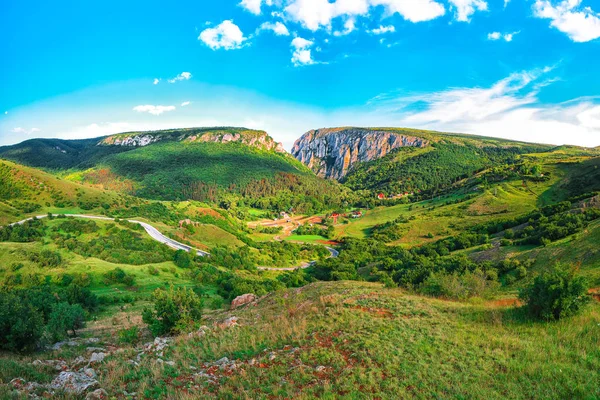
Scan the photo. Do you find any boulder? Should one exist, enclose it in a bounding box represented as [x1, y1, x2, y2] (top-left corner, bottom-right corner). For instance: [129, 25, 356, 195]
[86, 388, 108, 399]
[230, 293, 258, 309]
[89, 352, 106, 364]
[51, 371, 99, 395]
[217, 316, 239, 329]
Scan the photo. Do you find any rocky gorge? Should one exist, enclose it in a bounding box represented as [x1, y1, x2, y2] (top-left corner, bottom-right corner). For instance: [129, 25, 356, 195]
[291, 127, 430, 180]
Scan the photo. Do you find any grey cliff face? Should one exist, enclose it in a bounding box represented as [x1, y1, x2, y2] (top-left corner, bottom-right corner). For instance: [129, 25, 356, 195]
[291, 128, 429, 180]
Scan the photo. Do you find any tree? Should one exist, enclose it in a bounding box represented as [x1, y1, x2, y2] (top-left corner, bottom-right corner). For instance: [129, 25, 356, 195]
[173, 250, 192, 269]
[142, 286, 203, 336]
[47, 302, 86, 341]
[519, 264, 589, 320]
[0, 292, 45, 352]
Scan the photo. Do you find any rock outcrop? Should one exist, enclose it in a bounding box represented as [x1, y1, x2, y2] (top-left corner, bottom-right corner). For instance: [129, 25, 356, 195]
[291, 128, 429, 180]
[99, 128, 286, 153]
[230, 293, 258, 309]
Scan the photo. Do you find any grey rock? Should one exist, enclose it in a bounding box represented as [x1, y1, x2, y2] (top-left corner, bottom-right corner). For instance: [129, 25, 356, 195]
[86, 388, 108, 399]
[89, 352, 106, 364]
[51, 371, 99, 395]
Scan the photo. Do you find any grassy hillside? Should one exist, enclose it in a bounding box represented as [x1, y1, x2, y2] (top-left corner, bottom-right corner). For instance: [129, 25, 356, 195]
[0, 160, 123, 225]
[1, 281, 597, 399]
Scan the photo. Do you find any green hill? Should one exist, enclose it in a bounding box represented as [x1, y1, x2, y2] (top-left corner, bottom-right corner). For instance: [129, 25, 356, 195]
[0, 128, 351, 214]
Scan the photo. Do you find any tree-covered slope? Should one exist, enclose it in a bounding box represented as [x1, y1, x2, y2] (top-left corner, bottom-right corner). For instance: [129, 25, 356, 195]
[0, 137, 131, 170]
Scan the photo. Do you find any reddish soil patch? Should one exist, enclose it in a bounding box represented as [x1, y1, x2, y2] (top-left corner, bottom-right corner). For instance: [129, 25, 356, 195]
[192, 207, 224, 219]
[347, 304, 394, 318]
[487, 298, 523, 307]
[317, 240, 341, 246]
[589, 288, 600, 302]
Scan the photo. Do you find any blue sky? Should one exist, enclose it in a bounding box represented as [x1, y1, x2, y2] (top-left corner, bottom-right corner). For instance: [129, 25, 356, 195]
[1, 0, 600, 148]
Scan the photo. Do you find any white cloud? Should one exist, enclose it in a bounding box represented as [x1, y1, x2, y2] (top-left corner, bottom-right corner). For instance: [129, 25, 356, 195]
[181, 101, 191, 107]
[168, 72, 192, 84]
[334, 18, 357, 36]
[11, 127, 41, 135]
[488, 31, 520, 41]
[258, 21, 290, 36]
[240, 0, 273, 15]
[199, 20, 247, 50]
[369, 25, 396, 34]
[153, 78, 160, 85]
[291, 37, 316, 66]
[133, 105, 176, 116]
[533, 0, 600, 42]
[3, 111, 7, 115]
[504, 0, 510, 8]
[284, 0, 445, 31]
[371, 0, 446, 22]
[368, 67, 600, 147]
[447, 0, 488, 22]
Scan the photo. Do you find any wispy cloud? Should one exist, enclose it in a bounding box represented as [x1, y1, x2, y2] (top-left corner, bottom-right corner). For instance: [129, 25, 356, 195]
[168, 72, 192, 84]
[181, 101, 191, 107]
[368, 25, 396, 35]
[153, 78, 160, 85]
[133, 105, 176, 115]
[11, 127, 41, 135]
[258, 21, 290, 36]
[368, 66, 600, 147]
[488, 31, 520, 41]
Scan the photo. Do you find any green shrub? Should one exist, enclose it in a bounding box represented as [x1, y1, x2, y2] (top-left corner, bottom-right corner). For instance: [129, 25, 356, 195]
[142, 286, 203, 336]
[0, 292, 44, 352]
[46, 302, 86, 341]
[118, 326, 141, 344]
[519, 264, 589, 320]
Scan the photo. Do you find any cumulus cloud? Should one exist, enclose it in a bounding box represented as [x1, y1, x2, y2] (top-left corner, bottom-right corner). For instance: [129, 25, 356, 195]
[133, 105, 176, 115]
[11, 127, 40, 135]
[258, 21, 290, 36]
[199, 20, 247, 50]
[533, 0, 600, 42]
[284, 0, 446, 31]
[369, 25, 396, 34]
[447, 0, 488, 22]
[488, 31, 520, 41]
[291, 37, 316, 66]
[168, 72, 192, 84]
[240, 0, 273, 15]
[153, 78, 160, 85]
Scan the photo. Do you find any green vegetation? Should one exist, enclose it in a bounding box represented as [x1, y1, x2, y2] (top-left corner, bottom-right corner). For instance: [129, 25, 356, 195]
[0, 127, 599, 399]
[142, 286, 203, 336]
[519, 264, 589, 320]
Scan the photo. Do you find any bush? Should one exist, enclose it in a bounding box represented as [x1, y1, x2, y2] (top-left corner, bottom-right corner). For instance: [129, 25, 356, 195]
[0, 292, 44, 352]
[173, 250, 193, 269]
[142, 286, 203, 336]
[519, 264, 589, 320]
[118, 326, 141, 344]
[46, 302, 86, 341]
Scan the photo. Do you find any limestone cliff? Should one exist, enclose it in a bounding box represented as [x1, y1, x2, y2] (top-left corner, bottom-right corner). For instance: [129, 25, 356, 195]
[291, 128, 430, 180]
[99, 128, 286, 153]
